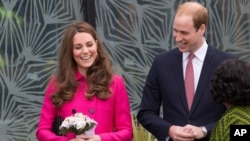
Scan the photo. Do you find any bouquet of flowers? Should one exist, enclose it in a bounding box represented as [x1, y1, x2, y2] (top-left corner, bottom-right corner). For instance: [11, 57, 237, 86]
[59, 112, 98, 135]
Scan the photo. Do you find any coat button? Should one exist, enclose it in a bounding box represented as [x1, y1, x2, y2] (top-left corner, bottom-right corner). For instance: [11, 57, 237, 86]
[89, 109, 95, 114]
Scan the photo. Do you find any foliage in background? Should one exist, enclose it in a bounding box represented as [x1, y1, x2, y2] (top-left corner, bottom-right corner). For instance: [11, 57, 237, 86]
[132, 115, 157, 141]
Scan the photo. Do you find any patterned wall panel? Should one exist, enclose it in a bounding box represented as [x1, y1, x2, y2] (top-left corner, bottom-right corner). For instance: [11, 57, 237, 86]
[206, 0, 250, 60]
[0, 0, 250, 140]
[0, 0, 84, 140]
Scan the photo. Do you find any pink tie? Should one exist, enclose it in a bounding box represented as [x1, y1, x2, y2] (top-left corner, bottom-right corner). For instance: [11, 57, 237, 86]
[185, 53, 195, 110]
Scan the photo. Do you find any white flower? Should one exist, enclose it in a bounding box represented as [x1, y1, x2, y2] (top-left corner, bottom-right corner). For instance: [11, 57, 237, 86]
[74, 118, 86, 130]
[59, 112, 97, 135]
[67, 116, 75, 126]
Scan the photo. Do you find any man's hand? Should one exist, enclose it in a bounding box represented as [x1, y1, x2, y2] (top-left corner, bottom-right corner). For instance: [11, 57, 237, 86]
[169, 125, 195, 141]
[183, 124, 206, 139]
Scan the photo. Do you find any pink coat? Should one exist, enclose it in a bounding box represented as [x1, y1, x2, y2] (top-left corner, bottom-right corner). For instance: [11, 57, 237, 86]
[36, 71, 133, 141]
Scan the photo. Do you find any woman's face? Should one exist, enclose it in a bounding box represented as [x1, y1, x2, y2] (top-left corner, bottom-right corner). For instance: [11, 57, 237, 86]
[73, 32, 98, 75]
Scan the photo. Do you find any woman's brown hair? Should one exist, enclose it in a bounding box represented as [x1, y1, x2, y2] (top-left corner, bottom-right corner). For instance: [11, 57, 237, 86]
[51, 22, 113, 108]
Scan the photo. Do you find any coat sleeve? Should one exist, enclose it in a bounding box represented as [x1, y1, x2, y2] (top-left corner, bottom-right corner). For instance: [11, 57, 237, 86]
[36, 78, 71, 141]
[99, 75, 133, 141]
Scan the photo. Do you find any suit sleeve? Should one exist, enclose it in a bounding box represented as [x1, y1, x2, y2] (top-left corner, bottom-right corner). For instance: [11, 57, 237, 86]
[137, 55, 171, 141]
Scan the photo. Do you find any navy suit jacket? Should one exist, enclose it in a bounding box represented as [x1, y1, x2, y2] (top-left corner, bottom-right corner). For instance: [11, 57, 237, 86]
[137, 44, 236, 141]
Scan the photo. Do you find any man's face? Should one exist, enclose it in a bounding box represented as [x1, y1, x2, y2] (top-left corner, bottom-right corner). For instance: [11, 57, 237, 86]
[173, 14, 205, 53]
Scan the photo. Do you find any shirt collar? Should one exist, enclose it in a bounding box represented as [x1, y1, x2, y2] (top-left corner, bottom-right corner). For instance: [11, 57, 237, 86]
[183, 38, 208, 62]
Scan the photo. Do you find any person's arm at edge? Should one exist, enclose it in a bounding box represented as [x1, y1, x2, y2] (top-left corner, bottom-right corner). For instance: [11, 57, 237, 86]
[137, 56, 172, 141]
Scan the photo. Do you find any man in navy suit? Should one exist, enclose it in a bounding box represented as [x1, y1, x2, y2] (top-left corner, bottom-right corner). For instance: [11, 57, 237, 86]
[137, 2, 235, 141]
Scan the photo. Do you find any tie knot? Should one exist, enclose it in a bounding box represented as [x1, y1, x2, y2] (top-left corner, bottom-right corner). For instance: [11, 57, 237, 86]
[188, 53, 195, 61]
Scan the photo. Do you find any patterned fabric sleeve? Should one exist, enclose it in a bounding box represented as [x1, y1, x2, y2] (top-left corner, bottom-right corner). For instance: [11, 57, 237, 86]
[210, 106, 250, 141]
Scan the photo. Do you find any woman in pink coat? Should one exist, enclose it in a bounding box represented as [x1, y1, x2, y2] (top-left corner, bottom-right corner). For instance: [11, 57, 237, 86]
[36, 22, 133, 141]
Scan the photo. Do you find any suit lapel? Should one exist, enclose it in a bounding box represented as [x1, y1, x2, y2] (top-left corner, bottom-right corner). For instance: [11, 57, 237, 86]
[190, 46, 215, 113]
[173, 51, 189, 111]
